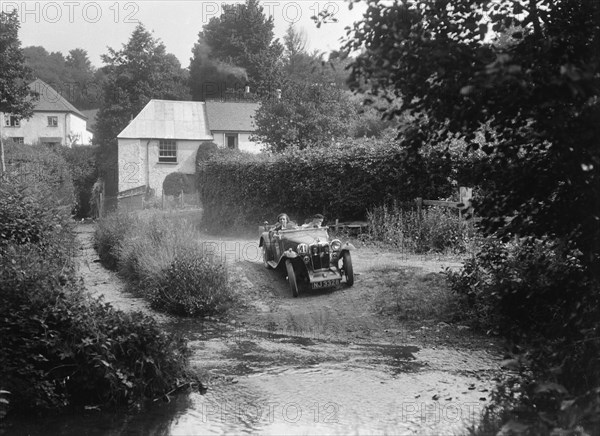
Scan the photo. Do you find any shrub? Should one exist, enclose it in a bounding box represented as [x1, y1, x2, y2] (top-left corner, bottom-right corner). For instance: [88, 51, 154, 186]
[163, 172, 196, 197]
[3, 142, 75, 206]
[0, 177, 195, 416]
[0, 248, 192, 413]
[149, 252, 233, 317]
[449, 236, 600, 435]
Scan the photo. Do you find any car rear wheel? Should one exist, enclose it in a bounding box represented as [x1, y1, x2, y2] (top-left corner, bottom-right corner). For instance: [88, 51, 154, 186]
[342, 251, 354, 286]
[286, 260, 299, 298]
[262, 244, 272, 269]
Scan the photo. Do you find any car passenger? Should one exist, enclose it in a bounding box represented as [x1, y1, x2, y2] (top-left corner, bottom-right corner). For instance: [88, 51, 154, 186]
[302, 214, 324, 228]
[274, 213, 297, 230]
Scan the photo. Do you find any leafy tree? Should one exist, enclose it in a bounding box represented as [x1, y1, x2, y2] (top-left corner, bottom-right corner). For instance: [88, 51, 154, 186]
[95, 24, 190, 196]
[189, 0, 283, 98]
[0, 11, 37, 177]
[253, 80, 357, 152]
[345, 1, 599, 265]
[344, 0, 600, 430]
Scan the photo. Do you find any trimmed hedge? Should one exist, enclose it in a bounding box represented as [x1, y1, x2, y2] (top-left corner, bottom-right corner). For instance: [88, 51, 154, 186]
[197, 139, 455, 232]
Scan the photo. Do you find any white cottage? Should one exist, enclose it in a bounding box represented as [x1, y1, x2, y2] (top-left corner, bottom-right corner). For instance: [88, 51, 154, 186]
[116, 99, 262, 200]
[116, 100, 213, 196]
[1, 79, 93, 146]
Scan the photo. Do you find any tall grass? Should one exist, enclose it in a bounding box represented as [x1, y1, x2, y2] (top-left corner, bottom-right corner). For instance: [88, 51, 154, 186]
[365, 202, 478, 254]
[94, 210, 236, 317]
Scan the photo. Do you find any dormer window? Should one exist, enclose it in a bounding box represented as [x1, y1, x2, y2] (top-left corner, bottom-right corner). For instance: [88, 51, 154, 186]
[47, 116, 58, 127]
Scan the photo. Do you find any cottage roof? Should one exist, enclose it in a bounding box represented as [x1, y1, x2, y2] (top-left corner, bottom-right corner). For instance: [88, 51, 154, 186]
[28, 79, 86, 119]
[117, 100, 213, 140]
[205, 101, 259, 132]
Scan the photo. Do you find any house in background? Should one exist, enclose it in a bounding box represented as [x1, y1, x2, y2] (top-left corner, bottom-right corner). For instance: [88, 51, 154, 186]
[1, 79, 93, 147]
[116, 98, 262, 206]
[205, 101, 262, 154]
[116, 99, 213, 200]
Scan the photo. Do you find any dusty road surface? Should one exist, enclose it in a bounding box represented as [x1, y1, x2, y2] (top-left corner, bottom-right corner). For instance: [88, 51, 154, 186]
[22, 223, 502, 435]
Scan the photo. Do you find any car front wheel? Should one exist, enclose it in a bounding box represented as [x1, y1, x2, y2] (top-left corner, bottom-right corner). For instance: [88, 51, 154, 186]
[286, 260, 299, 298]
[342, 251, 354, 286]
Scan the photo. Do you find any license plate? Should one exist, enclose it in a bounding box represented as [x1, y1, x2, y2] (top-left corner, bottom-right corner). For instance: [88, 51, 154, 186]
[311, 279, 340, 289]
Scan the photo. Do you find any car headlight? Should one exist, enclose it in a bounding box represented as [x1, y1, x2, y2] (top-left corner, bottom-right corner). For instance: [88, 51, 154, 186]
[330, 239, 342, 252]
[297, 243, 309, 254]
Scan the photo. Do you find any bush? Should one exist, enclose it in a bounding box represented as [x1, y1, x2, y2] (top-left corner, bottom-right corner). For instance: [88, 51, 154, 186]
[0, 177, 194, 416]
[448, 236, 600, 435]
[163, 172, 196, 197]
[197, 138, 455, 232]
[95, 211, 236, 318]
[3, 142, 75, 206]
[149, 252, 233, 317]
[446, 237, 590, 338]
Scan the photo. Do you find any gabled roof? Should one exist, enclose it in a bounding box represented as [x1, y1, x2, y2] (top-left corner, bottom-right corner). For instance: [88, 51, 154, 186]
[28, 79, 86, 119]
[117, 100, 213, 140]
[205, 101, 259, 132]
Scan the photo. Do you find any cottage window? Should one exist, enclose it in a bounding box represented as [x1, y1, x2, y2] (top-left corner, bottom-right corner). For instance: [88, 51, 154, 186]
[10, 137, 24, 144]
[47, 116, 58, 127]
[4, 115, 20, 127]
[225, 133, 238, 150]
[159, 140, 177, 163]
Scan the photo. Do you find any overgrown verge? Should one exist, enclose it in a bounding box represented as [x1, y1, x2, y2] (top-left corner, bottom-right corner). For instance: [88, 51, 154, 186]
[363, 202, 478, 254]
[0, 177, 195, 419]
[447, 237, 600, 435]
[197, 138, 456, 233]
[94, 210, 236, 317]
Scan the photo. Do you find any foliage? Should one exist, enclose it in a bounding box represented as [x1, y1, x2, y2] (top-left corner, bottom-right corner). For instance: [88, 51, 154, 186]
[57, 145, 99, 218]
[346, 1, 599, 432]
[0, 11, 36, 119]
[195, 141, 219, 165]
[162, 172, 196, 197]
[0, 176, 193, 417]
[3, 142, 75, 206]
[197, 138, 454, 232]
[253, 80, 359, 152]
[447, 236, 600, 433]
[94, 211, 235, 318]
[345, 0, 599, 275]
[365, 202, 476, 254]
[189, 0, 283, 99]
[149, 252, 233, 317]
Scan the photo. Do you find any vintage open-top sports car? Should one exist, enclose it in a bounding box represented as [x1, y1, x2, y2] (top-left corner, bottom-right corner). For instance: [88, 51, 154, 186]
[259, 222, 354, 297]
